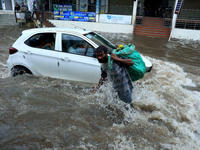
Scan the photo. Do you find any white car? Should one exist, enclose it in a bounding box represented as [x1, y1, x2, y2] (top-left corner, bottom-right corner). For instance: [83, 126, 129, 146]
[7, 27, 152, 83]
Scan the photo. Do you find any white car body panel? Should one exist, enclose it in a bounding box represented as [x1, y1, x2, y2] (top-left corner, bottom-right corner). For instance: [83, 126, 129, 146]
[56, 32, 101, 83]
[7, 27, 152, 83]
[58, 53, 101, 83]
[8, 28, 101, 83]
[140, 55, 152, 68]
[11, 31, 59, 78]
[21, 45, 60, 78]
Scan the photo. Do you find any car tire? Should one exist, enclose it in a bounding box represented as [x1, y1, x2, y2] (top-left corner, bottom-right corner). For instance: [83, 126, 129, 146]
[11, 66, 32, 77]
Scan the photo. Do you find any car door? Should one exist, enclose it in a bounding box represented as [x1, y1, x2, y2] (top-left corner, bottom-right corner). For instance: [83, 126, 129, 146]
[57, 33, 101, 83]
[22, 32, 60, 78]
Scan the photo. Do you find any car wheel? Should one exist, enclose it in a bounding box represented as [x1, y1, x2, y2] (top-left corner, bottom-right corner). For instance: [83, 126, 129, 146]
[11, 66, 32, 77]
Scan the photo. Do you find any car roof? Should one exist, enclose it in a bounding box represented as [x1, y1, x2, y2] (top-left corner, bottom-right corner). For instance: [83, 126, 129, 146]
[22, 27, 92, 35]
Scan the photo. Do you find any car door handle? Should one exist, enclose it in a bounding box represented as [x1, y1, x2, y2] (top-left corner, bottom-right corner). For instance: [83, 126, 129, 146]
[25, 50, 32, 55]
[61, 57, 70, 62]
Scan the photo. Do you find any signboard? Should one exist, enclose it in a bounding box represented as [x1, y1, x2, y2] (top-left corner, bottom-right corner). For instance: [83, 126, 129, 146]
[80, 0, 88, 12]
[175, 0, 184, 14]
[53, 4, 95, 22]
[16, 12, 26, 22]
[54, 11, 96, 22]
[53, 4, 72, 14]
[100, 0, 105, 14]
[99, 14, 132, 24]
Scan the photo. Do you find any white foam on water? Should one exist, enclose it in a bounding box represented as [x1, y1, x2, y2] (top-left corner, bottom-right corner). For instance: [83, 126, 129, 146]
[78, 141, 97, 150]
[108, 135, 136, 150]
[0, 63, 10, 78]
[94, 57, 200, 149]
[166, 39, 200, 49]
[1, 53, 199, 149]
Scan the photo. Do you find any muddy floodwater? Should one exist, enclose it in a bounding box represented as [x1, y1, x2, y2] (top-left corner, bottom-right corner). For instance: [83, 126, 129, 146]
[0, 26, 200, 150]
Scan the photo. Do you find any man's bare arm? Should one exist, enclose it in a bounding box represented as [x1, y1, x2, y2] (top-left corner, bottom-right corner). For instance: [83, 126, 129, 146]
[93, 77, 106, 93]
[111, 53, 133, 66]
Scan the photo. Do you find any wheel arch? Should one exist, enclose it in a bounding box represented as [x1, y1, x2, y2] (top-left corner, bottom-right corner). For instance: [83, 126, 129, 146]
[11, 65, 33, 75]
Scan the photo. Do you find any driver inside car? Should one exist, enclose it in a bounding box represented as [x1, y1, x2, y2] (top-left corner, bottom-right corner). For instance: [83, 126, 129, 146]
[68, 41, 86, 55]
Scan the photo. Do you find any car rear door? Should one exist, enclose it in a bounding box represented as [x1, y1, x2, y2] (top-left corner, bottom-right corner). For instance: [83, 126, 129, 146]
[22, 32, 59, 78]
[57, 32, 101, 83]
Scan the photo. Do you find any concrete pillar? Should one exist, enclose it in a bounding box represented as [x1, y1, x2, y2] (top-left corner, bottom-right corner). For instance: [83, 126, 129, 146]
[168, 0, 179, 41]
[96, 0, 100, 22]
[27, 0, 32, 12]
[132, 0, 138, 25]
[2, 0, 6, 10]
[11, 0, 15, 10]
[76, 0, 79, 11]
[105, 0, 108, 14]
[49, 0, 52, 11]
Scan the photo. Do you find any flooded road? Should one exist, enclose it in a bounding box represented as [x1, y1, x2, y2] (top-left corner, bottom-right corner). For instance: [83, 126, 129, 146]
[0, 26, 200, 150]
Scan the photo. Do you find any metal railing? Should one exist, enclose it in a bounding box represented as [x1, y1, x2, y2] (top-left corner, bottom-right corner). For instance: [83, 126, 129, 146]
[164, 18, 172, 28]
[136, 6, 173, 27]
[176, 19, 200, 30]
[136, 16, 143, 25]
[178, 9, 200, 20]
[135, 16, 172, 28]
[176, 9, 200, 30]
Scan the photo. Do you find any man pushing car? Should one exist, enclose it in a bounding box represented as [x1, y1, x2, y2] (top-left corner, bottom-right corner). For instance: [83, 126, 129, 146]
[94, 45, 134, 104]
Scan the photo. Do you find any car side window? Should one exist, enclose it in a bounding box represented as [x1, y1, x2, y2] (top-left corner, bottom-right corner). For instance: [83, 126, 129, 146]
[25, 33, 56, 50]
[62, 34, 95, 57]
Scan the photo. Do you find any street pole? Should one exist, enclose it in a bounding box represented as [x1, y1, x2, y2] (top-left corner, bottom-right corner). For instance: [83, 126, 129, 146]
[39, 0, 43, 27]
[168, 0, 179, 41]
[132, 0, 138, 25]
[96, 0, 100, 23]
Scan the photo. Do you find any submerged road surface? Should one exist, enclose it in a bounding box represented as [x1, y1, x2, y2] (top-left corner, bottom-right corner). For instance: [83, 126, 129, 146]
[0, 26, 200, 149]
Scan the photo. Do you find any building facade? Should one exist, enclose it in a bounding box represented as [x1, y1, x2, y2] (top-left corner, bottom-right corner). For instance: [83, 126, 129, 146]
[1, 0, 32, 11]
[1, 0, 200, 40]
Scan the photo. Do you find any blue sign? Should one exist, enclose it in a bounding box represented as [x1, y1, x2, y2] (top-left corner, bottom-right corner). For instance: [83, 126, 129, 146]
[54, 11, 96, 22]
[53, 4, 96, 22]
[175, 0, 184, 14]
[107, 15, 111, 19]
[53, 4, 72, 12]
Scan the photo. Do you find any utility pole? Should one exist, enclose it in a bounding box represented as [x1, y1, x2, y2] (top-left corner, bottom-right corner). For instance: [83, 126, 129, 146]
[39, 0, 43, 27]
[132, 0, 138, 25]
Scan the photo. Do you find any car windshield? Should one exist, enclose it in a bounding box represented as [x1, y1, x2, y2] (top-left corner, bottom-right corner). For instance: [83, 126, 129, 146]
[84, 32, 116, 52]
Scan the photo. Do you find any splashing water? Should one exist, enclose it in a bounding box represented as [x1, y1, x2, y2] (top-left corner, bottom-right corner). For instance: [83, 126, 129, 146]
[0, 63, 9, 78]
[85, 57, 200, 149]
[0, 26, 200, 149]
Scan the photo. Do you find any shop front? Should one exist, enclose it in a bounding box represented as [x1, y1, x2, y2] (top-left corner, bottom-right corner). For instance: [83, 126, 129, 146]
[1, 0, 13, 10]
[49, 0, 134, 25]
[52, 0, 96, 22]
[50, 0, 108, 22]
[137, 0, 174, 18]
[52, 0, 96, 12]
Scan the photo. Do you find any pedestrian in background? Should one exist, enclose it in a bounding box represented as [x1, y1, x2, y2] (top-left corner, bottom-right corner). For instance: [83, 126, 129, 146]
[32, 0, 37, 19]
[14, 2, 21, 22]
[21, 2, 28, 12]
[15, 2, 21, 12]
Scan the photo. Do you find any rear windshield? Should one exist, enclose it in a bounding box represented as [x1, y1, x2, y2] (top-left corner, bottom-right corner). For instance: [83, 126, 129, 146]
[84, 32, 116, 52]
